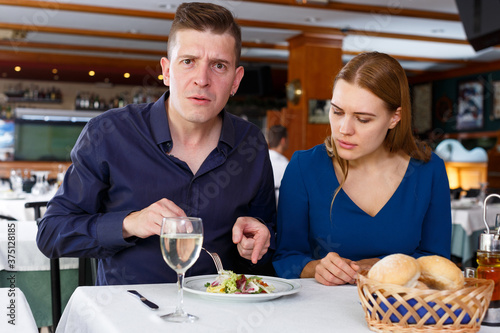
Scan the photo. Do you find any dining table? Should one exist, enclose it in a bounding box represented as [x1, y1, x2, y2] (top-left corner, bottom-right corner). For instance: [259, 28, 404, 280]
[1, 287, 38, 333]
[56, 277, 499, 333]
[0, 190, 56, 221]
[450, 201, 500, 268]
[0, 220, 80, 328]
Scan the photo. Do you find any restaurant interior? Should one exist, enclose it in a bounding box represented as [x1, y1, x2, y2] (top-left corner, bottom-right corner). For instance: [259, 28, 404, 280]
[1, 0, 500, 332]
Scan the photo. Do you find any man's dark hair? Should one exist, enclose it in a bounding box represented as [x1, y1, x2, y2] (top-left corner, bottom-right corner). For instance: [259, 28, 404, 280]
[167, 2, 242, 65]
[268, 125, 288, 148]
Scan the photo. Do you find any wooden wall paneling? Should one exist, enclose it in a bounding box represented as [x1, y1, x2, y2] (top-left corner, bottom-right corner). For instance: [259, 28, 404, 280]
[286, 33, 343, 158]
[0, 161, 71, 179]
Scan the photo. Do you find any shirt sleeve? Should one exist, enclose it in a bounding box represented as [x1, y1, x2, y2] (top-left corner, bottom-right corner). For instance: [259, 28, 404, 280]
[36, 120, 135, 259]
[272, 151, 314, 278]
[411, 155, 452, 259]
[237, 137, 278, 272]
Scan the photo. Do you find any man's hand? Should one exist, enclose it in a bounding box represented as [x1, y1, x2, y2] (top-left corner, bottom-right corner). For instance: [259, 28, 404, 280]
[122, 198, 186, 239]
[232, 217, 271, 264]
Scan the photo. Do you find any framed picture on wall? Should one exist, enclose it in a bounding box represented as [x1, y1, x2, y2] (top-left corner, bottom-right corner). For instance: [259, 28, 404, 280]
[456, 80, 484, 130]
[308, 99, 330, 124]
[493, 81, 500, 119]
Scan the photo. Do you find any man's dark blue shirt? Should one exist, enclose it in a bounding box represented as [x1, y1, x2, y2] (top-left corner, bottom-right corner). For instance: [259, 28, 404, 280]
[37, 92, 276, 285]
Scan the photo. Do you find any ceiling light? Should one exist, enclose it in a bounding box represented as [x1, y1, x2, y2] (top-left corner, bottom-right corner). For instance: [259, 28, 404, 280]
[431, 28, 445, 34]
[305, 17, 320, 23]
[89, 70, 95, 77]
[158, 3, 176, 10]
[297, 0, 329, 4]
[124, 73, 131, 79]
[14, 66, 21, 72]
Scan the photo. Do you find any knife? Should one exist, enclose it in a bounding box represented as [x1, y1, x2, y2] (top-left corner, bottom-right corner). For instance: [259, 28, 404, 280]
[127, 290, 159, 310]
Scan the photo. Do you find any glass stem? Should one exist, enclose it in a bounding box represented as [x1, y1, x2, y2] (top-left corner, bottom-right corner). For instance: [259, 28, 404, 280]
[175, 273, 185, 315]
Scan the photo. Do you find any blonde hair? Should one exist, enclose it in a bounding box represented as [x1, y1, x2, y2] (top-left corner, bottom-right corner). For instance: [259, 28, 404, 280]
[325, 52, 431, 202]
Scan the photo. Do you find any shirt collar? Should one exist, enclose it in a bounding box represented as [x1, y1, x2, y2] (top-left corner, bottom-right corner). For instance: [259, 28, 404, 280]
[218, 110, 235, 154]
[150, 91, 235, 154]
[150, 92, 172, 153]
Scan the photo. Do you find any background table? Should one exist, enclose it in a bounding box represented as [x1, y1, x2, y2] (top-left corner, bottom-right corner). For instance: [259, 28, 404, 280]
[451, 202, 500, 268]
[0, 221, 79, 328]
[0, 191, 55, 221]
[0, 287, 38, 333]
[56, 278, 498, 333]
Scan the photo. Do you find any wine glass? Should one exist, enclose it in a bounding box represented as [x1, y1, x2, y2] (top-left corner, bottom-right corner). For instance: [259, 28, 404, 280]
[31, 171, 46, 196]
[160, 216, 203, 323]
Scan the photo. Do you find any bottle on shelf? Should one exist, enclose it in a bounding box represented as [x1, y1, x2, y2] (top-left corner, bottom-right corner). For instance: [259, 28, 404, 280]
[75, 92, 82, 109]
[3, 83, 62, 103]
[93, 94, 100, 110]
[118, 95, 125, 108]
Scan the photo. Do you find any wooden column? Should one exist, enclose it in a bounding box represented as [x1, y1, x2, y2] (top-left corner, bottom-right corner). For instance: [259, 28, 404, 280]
[285, 33, 344, 159]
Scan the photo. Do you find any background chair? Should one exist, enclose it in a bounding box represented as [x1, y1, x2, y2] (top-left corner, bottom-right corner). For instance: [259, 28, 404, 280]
[450, 187, 463, 200]
[25, 201, 97, 331]
[25, 201, 62, 330]
[0, 214, 17, 221]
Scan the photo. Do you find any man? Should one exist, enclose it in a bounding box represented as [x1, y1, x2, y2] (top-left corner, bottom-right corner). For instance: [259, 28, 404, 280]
[267, 125, 289, 202]
[37, 2, 276, 285]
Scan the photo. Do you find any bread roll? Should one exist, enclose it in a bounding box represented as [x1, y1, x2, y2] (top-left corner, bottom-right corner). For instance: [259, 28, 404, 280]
[414, 280, 430, 290]
[368, 254, 420, 288]
[417, 255, 464, 290]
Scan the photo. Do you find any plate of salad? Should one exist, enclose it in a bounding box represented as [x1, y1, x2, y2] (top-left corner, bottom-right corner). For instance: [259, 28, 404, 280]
[184, 271, 301, 302]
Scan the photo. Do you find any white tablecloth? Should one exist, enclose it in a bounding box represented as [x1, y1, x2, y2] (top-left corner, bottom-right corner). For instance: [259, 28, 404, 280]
[451, 203, 500, 235]
[55, 279, 498, 333]
[0, 221, 79, 271]
[0, 191, 55, 222]
[0, 287, 38, 333]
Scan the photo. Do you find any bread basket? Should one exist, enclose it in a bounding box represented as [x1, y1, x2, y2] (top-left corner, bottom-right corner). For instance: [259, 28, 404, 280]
[357, 274, 494, 332]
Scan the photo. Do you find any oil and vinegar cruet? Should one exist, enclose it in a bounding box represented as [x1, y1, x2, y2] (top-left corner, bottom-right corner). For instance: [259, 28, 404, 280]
[477, 193, 500, 326]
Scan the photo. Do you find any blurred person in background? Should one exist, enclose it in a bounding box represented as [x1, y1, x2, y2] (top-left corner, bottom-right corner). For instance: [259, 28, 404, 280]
[267, 125, 289, 203]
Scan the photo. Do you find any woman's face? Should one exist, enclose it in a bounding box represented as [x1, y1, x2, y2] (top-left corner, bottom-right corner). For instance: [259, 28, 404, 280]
[329, 80, 401, 162]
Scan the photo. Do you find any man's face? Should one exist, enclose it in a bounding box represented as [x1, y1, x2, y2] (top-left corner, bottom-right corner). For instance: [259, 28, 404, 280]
[161, 29, 244, 125]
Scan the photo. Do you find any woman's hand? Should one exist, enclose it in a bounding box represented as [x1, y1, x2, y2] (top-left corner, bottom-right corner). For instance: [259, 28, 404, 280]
[301, 253, 380, 286]
[352, 258, 380, 276]
[314, 252, 358, 285]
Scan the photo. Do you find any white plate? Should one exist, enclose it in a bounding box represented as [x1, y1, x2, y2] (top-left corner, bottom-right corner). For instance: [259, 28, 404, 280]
[184, 274, 301, 302]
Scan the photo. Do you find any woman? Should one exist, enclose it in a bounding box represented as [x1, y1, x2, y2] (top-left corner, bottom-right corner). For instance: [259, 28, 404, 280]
[272, 52, 451, 286]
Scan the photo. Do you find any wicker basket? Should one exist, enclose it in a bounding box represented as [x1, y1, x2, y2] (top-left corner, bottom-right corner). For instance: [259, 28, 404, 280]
[357, 274, 494, 332]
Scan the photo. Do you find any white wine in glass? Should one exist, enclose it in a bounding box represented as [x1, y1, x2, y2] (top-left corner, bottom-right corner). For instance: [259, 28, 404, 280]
[160, 216, 203, 323]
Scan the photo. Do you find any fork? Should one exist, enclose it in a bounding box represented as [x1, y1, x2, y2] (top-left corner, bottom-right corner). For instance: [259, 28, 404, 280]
[202, 247, 224, 274]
